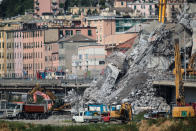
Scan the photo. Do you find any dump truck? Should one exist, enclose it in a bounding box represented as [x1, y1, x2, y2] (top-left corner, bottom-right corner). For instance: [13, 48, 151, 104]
[6, 100, 52, 119]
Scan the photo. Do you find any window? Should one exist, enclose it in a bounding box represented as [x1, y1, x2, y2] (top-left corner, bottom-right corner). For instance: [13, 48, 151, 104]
[65, 30, 73, 36]
[150, 5, 152, 10]
[79, 54, 82, 60]
[85, 54, 88, 59]
[76, 30, 81, 35]
[88, 30, 92, 36]
[99, 61, 105, 65]
[121, 2, 124, 5]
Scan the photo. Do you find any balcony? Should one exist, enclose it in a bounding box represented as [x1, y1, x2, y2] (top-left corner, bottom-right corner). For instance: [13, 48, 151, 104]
[52, 6, 58, 11]
[52, 1, 57, 5]
[35, 0, 39, 5]
[35, 6, 39, 11]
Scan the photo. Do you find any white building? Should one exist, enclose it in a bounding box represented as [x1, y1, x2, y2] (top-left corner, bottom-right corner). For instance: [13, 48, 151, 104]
[72, 44, 106, 78]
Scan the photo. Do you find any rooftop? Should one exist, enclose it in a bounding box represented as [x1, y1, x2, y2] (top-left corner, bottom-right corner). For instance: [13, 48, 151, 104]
[58, 34, 96, 43]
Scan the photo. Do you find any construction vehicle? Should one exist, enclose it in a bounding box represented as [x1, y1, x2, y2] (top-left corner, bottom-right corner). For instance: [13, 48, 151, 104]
[6, 102, 51, 119]
[172, 39, 195, 118]
[72, 111, 101, 123]
[28, 84, 71, 115]
[186, 52, 196, 75]
[110, 102, 132, 123]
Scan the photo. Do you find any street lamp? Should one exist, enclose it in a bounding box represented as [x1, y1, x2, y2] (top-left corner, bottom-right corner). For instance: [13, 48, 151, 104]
[86, 60, 88, 78]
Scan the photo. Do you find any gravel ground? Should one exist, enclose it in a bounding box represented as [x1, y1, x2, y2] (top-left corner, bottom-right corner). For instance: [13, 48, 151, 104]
[2, 115, 85, 126]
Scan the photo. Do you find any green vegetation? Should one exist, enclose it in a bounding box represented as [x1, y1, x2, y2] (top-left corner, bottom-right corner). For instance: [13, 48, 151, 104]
[0, 0, 33, 18]
[132, 111, 146, 122]
[0, 120, 138, 131]
[0, 0, 112, 18]
[166, 118, 196, 131]
[1, 118, 196, 131]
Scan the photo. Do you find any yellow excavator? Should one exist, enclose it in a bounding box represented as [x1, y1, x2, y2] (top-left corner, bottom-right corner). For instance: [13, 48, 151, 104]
[172, 39, 195, 117]
[110, 102, 132, 123]
[28, 84, 71, 115]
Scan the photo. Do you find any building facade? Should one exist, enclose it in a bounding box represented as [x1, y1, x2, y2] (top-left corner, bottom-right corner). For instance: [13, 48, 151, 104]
[58, 34, 97, 74]
[14, 31, 23, 78]
[34, 0, 64, 16]
[44, 42, 59, 72]
[23, 30, 45, 78]
[84, 16, 116, 44]
[128, 0, 157, 18]
[69, 6, 100, 15]
[59, 27, 97, 40]
[72, 44, 106, 77]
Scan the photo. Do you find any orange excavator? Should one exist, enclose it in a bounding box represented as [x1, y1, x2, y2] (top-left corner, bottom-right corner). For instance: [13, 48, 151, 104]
[28, 84, 71, 115]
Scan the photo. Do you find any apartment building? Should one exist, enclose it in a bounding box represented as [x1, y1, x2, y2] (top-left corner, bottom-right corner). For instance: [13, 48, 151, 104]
[23, 30, 45, 78]
[69, 5, 100, 15]
[84, 16, 116, 44]
[59, 27, 96, 40]
[14, 31, 23, 78]
[34, 0, 65, 16]
[0, 31, 5, 77]
[58, 34, 96, 74]
[72, 44, 106, 77]
[44, 42, 59, 72]
[114, 0, 133, 8]
[128, 0, 157, 18]
[6, 32, 15, 78]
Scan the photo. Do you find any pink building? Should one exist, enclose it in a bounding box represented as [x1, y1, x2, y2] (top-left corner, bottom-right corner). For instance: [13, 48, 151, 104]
[72, 44, 106, 77]
[128, 0, 157, 18]
[34, 0, 61, 16]
[23, 30, 45, 78]
[84, 16, 116, 44]
[44, 42, 59, 72]
[59, 27, 96, 40]
[14, 31, 23, 78]
[114, 0, 133, 8]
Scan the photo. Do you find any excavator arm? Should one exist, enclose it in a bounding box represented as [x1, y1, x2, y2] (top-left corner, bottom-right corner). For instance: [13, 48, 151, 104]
[174, 39, 185, 106]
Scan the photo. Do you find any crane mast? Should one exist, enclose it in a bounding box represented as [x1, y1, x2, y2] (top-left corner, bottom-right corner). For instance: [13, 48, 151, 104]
[174, 39, 185, 106]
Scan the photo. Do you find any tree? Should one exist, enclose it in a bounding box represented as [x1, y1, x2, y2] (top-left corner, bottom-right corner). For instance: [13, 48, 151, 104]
[0, 0, 33, 18]
[87, 9, 92, 15]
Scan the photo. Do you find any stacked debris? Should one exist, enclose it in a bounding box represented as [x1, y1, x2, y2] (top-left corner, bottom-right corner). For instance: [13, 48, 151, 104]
[65, 4, 196, 114]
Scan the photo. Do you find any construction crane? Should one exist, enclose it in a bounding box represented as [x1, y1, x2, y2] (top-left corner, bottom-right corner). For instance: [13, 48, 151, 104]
[158, 0, 186, 23]
[159, 0, 167, 23]
[172, 39, 195, 117]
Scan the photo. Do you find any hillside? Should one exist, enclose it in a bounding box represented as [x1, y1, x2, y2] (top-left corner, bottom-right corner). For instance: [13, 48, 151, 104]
[0, 0, 110, 18]
[0, 0, 34, 18]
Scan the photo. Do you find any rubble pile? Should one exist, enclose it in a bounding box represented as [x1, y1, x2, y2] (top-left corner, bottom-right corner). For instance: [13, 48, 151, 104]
[65, 4, 196, 114]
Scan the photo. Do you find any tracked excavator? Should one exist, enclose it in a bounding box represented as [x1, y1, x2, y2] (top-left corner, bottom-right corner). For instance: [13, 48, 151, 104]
[110, 102, 132, 123]
[172, 39, 195, 118]
[28, 84, 71, 115]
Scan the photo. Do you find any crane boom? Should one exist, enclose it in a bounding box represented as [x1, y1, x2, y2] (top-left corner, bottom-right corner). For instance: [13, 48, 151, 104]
[159, 0, 167, 23]
[174, 39, 185, 106]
